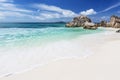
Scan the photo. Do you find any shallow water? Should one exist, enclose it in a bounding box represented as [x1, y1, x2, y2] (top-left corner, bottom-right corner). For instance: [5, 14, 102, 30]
[0, 23, 105, 77]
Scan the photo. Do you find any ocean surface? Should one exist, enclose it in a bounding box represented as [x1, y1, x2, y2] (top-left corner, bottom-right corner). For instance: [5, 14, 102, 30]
[0, 23, 105, 77]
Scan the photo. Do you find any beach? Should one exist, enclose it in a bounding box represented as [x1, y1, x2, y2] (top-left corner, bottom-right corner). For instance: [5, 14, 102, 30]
[1, 0, 120, 79]
[0, 23, 105, 77]
[0, 28, 120, 80]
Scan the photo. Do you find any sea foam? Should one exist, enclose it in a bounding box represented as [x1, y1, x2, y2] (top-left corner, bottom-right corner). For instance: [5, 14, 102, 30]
[0, 39, 93, 77]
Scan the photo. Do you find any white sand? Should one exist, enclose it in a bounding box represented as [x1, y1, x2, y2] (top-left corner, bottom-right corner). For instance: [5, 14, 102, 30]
[1, 28, 120, 80]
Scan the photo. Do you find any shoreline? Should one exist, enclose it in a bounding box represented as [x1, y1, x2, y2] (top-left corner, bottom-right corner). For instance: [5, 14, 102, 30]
[1, 40, 120, 80]
[1, 28, 120, 80]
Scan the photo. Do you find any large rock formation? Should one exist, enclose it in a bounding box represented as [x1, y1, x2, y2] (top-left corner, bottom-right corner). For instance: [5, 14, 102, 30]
[99, 15, 120, 28]
[65, 15, 97, 30]
[109, 15, 120, 28]
[84, 22, 97, 30]
[65, 15, 91, 27]
[66, 15, 120, 30]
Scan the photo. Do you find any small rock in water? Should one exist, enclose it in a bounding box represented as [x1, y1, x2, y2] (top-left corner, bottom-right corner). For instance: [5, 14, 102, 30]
[116, 30, 120, 33]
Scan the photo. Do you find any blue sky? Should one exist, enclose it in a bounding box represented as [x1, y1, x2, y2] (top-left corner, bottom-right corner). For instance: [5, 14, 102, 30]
[0, 0, 120, 22]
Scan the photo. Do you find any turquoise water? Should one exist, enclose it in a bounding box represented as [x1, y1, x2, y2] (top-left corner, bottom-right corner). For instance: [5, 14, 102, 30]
[0, 23, 104, 47]
[0, 23, 105, 77]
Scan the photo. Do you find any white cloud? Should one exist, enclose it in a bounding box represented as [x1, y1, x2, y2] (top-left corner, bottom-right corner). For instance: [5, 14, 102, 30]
[0, 0, 13, 3]
[80, 9, 97, 15]
[0, 2, 78, 22]
[34, 4, 77, 20]
[0, 3, 32, 13]
[100, 2, 120, 13]
[0, 0, 98, 22]
[35, 4, 76, 16]
[0, 11, 33, 18]
[0, 2, 97, 22]
[0, 0, 36, 22]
